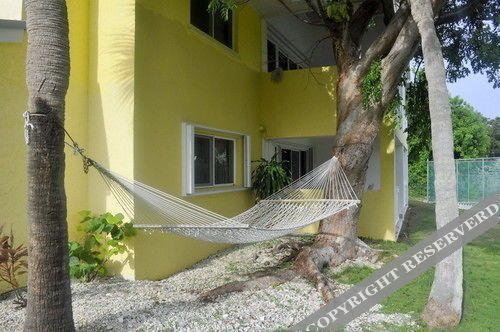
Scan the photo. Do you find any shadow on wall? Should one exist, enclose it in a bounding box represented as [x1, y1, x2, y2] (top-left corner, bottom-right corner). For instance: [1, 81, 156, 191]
[87, 0, 136, 278]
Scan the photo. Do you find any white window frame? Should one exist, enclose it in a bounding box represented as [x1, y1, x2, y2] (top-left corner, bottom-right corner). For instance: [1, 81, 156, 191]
[182, 122, 251, 196]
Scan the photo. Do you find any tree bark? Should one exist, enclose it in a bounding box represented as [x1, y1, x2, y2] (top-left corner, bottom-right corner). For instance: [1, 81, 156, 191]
[293, 72, 382, 299]
[409, 0, 463, 327]
[24, 0, 74, 331]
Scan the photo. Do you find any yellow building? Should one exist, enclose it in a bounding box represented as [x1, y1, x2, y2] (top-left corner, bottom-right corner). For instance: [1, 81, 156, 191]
[0, 0, 408, 293]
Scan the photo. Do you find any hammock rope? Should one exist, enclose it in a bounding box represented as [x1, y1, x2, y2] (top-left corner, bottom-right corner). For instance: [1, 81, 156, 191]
[92, 156, 359, 244]
[23, 111, 360, 244]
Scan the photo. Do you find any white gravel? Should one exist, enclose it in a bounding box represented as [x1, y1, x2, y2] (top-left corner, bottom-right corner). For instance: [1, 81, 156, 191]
[0, 236, 417, 331]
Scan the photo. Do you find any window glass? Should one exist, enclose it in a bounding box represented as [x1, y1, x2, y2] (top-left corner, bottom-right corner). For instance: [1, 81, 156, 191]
[278, 52, 288, 70]
[214, 138, 234, 184]
[281, 149, 292, 177]
[300, 150, 308, 176]
[291, 150, 300, 180]
[190, 0, 210, 34]
[289, 60, 298, 70]
[194, 135, 213, 186]
[213, 12, 232, 48]
[267, 40, 277, 72]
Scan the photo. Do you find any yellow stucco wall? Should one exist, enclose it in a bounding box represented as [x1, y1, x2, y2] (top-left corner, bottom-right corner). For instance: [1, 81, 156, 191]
[260, 67, 338, 139]
[1, 0, 398, 293]
[87, 0, 136, 279]
[133, 0, 262, 280]
[358, 123, 396, 241]
[0, 0, 90, 293]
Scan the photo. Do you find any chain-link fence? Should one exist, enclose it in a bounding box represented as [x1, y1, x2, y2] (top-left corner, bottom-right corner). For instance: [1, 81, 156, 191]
[427, 158, 500, 205]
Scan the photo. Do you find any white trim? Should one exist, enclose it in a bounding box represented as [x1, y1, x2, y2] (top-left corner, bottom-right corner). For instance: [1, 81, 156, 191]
[244, 135, 252, 188]
[186, 187, 250, 197]
[182, 123, 195, 195]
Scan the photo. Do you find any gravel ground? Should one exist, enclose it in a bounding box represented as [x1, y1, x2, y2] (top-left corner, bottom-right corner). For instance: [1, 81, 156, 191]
[0, 236, 417, 331]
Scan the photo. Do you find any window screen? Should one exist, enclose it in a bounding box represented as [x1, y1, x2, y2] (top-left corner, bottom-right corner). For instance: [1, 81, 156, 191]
[194, 135, 213, 186]
[214, 138, 234, 184]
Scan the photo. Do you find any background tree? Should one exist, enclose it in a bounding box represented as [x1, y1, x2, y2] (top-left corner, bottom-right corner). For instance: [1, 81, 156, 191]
[409, 0, 462, 326]
[207, 0, 499, 300]
[24, 0, 74, 330]
[489, 117, 500, 156]
[406, 73, 492, 197]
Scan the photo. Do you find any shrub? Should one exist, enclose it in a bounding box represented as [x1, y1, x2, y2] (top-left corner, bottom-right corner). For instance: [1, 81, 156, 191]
[69, 211, 135, 282]
[0, 225, 28, 307]
[252, 154, 291, 201]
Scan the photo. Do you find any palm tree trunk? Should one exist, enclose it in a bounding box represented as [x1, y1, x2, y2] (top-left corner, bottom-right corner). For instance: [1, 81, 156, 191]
[409, 0, 463, 327]
[24, 0, 74, 330]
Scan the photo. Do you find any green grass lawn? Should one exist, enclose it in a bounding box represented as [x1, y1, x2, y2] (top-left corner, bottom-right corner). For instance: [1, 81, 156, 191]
[335, 200, 499, 331]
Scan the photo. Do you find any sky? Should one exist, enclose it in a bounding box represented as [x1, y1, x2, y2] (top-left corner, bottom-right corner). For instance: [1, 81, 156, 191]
[448, 73, 499, 119]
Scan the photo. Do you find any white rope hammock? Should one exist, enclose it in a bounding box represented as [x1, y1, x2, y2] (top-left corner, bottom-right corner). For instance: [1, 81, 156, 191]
[20, 112, 358, 244]
[92, 157, 359, 244]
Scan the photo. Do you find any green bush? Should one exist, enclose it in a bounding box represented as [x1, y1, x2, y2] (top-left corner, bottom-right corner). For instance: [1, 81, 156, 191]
[68, 211, 135, 281]
[251, 154, 291, 202]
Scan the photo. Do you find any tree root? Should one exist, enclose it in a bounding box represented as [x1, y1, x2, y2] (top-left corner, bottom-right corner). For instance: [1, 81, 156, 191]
[199, 235, 381, 302]
[199, 269, 296, 302]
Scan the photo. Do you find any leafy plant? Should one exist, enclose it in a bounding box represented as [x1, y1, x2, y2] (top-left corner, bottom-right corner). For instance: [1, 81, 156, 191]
[208, 0, 236, 21]
[69, 211, 135, 282]
[0, 225, 28, 308]
[326, 0, 350, 22]
[251, 154, 292, 202]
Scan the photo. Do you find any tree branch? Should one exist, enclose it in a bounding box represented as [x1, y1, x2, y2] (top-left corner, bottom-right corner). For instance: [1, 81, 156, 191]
[435, 0, 484, 26]
[354, 1, 411, 79]
[349, 0, 381, 46]
[379, 0, 449, 112]
[381, 0, 395, 24]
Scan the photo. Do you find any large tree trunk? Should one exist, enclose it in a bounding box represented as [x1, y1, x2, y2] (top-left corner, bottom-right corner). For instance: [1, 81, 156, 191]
[409, 0, 463, 327]
[294, 71, 382, 299]
[24, 0, 74, 330]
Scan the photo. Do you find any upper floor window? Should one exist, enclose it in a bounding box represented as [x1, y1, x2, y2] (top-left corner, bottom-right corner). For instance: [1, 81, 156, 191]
[267, 40, 302, 72]
[190, 0, 233, 49]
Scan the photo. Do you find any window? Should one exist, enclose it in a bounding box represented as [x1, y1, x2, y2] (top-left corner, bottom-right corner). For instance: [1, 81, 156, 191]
[194, 134, 234, 187]
[278, 51, 288, 70]
[266, 39, 303, 72]
[190, 0, 233, 49]
[183, 123, 251, 195]
[281, 148, 312, 181]
[267, 40, 277, 72]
